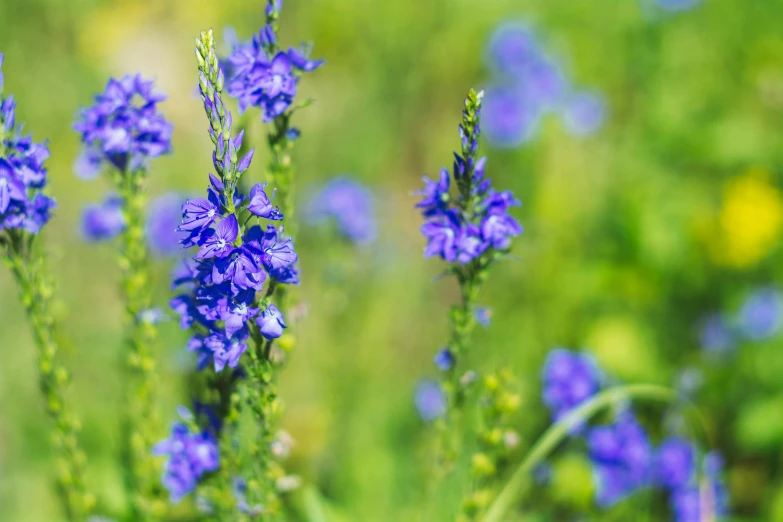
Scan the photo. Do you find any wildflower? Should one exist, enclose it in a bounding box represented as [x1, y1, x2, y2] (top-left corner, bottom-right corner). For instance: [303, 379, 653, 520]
[563, 91, 607, 137]
[434, 348, 455, 371]
[699, 314, 735, 355]
[74, 74, 172, 174]
[153, 419, 220, 502]
[415, 380, 446, 422]
[542, 348, 603, 421]
[81, 195, 125, 241]
[226, 29, 323, 122]
[655, 437, 695, 490]
[146, 193, 189, 257]
[737, 288, 783, 341]
[307, 177, 376, 244]
[257, 304, 287, 340]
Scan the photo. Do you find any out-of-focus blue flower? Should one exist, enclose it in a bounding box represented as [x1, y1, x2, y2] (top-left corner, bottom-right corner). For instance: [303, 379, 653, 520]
[699, 313, 735, 354]
[475, 307, 492, 327]
[669, 451, 729, 522]
[147, 193, 189, 258]
[563, 91, 607, 137]
[433, 348, 455, 371]
[414, 380, 446, 422]
[542, 348, 603, 421]
[655, 437, 695, 490]
[588, 413, 654, 506]
[152, 415, 219, 503]
[307, 177, 376, 245]
[483, 23, 607, 148]
[737, 288, 783, 341]
[74, 74, 172, 174]
[81, 195, 125, 241]
[483, 85, 541, 147]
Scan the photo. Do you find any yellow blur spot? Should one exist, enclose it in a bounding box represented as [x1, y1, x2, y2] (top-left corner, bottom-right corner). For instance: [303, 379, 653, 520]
[710, 169, 783, 268]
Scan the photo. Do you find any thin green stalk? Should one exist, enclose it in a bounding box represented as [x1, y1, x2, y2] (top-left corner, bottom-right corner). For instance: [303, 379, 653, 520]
[3, 232, 94, 521]
[480, 384, 708, 522]
[115, 166, 162, 520]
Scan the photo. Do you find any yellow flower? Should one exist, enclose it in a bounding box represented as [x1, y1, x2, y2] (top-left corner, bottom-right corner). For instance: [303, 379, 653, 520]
[710, 168, 783, 268]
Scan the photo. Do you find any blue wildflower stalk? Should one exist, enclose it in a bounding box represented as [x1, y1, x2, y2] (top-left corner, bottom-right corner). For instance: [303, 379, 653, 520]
[0, 54, 93, 521]
[416, 89, 522, 465]
[74, 76, 173, 519]
[169, 28, 299, 516]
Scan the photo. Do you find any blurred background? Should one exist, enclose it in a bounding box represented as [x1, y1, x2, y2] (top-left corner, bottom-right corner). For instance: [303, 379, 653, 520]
[2, 0, 783, 520]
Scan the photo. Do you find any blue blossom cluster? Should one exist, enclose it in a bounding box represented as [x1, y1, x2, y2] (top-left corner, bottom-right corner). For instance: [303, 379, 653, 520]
[225, 20, 324, 122]
[483, 23, 607, 147]
[171, 173, 297, 372]
[73, 74, 173, 177]
[699, 287, 783, 356]
[306, 177, 376, 245]
[0, 54, 56, 235]
[540, 349, 729, 520]
[153, 410, 220, 503]
[415, 95, 523, 265]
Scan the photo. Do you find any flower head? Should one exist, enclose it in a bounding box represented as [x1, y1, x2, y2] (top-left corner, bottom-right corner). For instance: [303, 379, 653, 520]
[542, 348, 603, 421]
[74, 74, 172, 174]
[81, 194, 125, 241]
[256, 304, 287, 340]
[307, 177, 376, 244]
[414, 380, 446, 422]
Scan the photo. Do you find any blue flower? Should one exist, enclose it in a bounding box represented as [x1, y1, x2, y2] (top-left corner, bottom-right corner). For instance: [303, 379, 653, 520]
[74, 74, 172, 174]
[153, 417, 220, 503]
[542, 348, 603, 421]
[482, 85, 542, 148]
[655, 0, 702, 12]
[307, 177, 376, 245]
[147, 193, 190, 258]
[668, 452, 729, 522]
[256, 304, 287, 340]
[81, 195, 125, 241]
[655, 437, 695, 490]
[737, 288, 783, 341]
[196, 214, 239, 259]
[414, 380, 446, 422]
[433, 348, 455, 371]
[415, 169, 451, 217]
[699, 313, 735, 355]
[248, 182, 283, 220]
[563, 91, 607, 137]
[588, 413, 654, 506]
[226, 31, 323, 122]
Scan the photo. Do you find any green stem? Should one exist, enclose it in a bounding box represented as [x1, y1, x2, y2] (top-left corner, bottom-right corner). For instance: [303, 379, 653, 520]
[480, 384, 707, 522]
[117, 169, 161, 520]
[4, 234, 93, 521]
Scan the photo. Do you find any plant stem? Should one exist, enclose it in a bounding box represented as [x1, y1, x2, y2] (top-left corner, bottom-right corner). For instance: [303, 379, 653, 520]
[480, 384, 708, 522]
[4, 233, 93, 521]
[117, 168, 160, 520]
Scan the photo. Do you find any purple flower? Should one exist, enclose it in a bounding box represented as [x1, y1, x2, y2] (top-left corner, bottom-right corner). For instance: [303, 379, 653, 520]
[414, 380, 446, 422]
[204, 334, 249, 371]
[737, 288, 783, 341]
[248, 183, 283, 220]
[587, 413, 653, 506]
[0, 159, 27, 213]
[180, 195, 220, 232]
[655, 437, 695, 490]
[563, 91, 607, 137]
[244, 224, 298, 274]
[74, 74, 172, 173]
[307, 177, 376, 244]
[421, 211, 461, 262]
[542, 348, 603, 421]
[212, 247, 266, 292]
[480, 211, 523, 250]
[455, 224, 488, 264]
[475, 307, 492, 327]
[153, 417, 219, 503]
[196, 215, 239, 259]
[415, 168, 451, 218]
[434, 348, 455, 371]
[483, 84, 542, 147]
[256, 304, 286, 340]
[81, 195, 125, 241]
[226, 31, 323, 122]
[699, 314, 735, 355]
[669, 452, 729, 522]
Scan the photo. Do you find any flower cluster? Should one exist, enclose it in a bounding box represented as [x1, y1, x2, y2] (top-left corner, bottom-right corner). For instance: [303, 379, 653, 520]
[541, 349, 730, 520]
[73, 74, 172, 177]
[483, 23, 606, 147]
[0, 55, 56, 235]
[699, 287, 783, 356]
[171, 30, 299, 376]
[416, 92, 522, 265]
[542, 348, 603, 421]
[225, 24, 324, 122]
[153, 411, 220, 503]
[307, 177, 376, 245]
